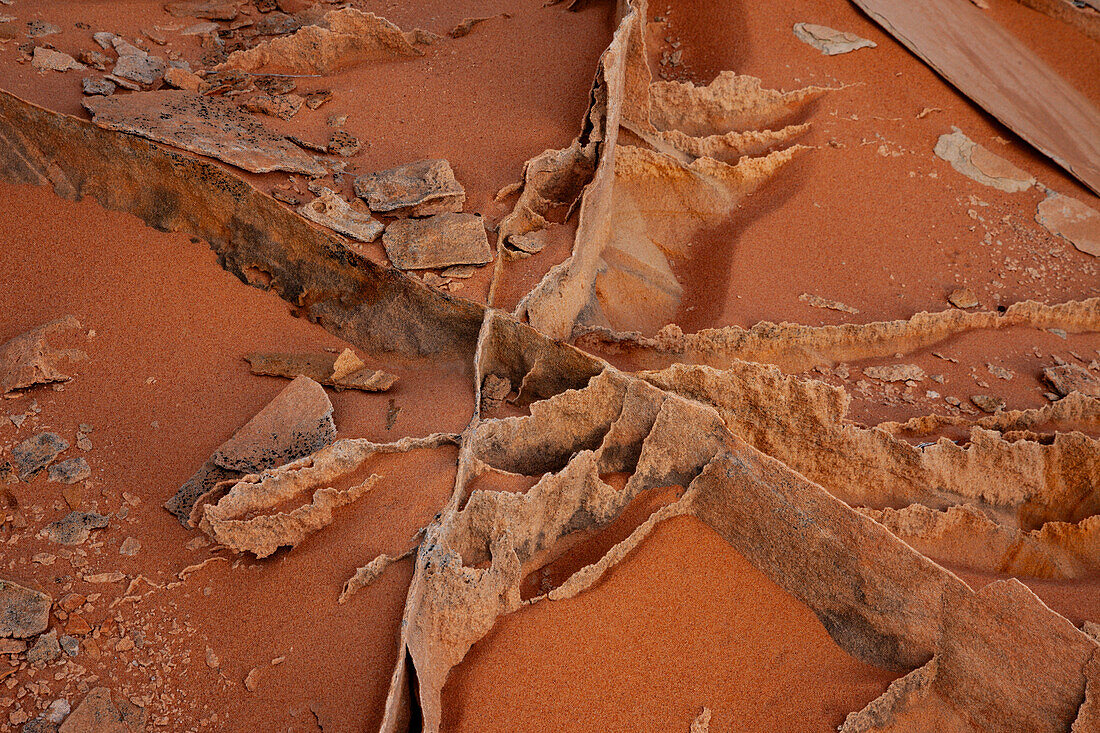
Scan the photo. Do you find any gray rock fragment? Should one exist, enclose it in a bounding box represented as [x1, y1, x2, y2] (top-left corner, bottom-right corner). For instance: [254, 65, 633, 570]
[111, 43, 167, 85]
[1043, 363, 1100, 397]
[41, 511, 109, 545]
[12, 432, 69, 480]
[27, 629, 61, 665]
[0, 579, 51, 638]
[32, 47, 86, 73]
[82, 77, 116, 96]
[48, 457, 90, 484]
[22, 698, 70, 733]
[971, 394, 1006, 413]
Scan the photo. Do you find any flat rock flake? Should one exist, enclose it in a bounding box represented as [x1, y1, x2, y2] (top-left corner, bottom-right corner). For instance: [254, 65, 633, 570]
[83, 90, 324, 175]
[0, 0, 1096, 730]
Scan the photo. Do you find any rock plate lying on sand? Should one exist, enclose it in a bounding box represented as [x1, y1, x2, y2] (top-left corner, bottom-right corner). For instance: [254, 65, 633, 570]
[83, 90, 325, 175]
[245, 349, 397, 391]
[41, 510, 109, 545]
[353, 158, 465, 217]
[0, 315, 84, 394]
[59, 687, 144, 733]
[792, 23, 877, 55]
[47, 456, 91, 484]
[31, 47, 85, 72]
[297, 188, 383, 242]
[382, 213, 491, 270]
[1036, 192, 1100, 257]
[934, 127, 1034, 192]
[11, 432, 69, 481]
[0, 579, 50, 638]
[1043, 363, 1100, 397]
[163, 376, 336, 523]
[241, 92, 304, 120]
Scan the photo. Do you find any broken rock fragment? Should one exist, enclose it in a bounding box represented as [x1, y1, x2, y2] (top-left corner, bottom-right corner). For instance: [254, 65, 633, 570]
[0, 316, 84, 394]
[970, 394, 1006, 413]
[163, 66, 205, 92]
[1043, 363, 1100, 397]
[83, 90, 325, 176]
[799, 292, 858, 314]
[382, 213, 491, 270]
[82, 77, 115, 96]
[792, 23, 876, 55]
[327, 129, 361, 157]
[245, 349, 397, 391]
[0, 579, 51, 638]
[948, 287, 979, 309]
[297, 188, 383, 242]
[165, 0, 239, 20]
[22, 698, 69, 732]
[48, 457, 90, 484]
[934, 128, 1034, 192]
[32, 47, 86, 73]
[198, 434, 453, 557]
[1036, 193, 1100, 257]
[27, 629, 60, 665]
[242, 92, 304, 120]
[59, 687, 144, 733]
[354, 158, 465, 217]
[12, 432, 69, 481]
[448, 14, 509, 39]
[862, 363, 925, 382]
[110, 37, 167, 86]
[163, 376, 336, 523]
[41, 511, 109, 545]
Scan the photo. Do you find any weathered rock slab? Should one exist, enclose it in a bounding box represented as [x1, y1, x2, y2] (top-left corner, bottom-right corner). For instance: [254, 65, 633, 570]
[382, 213, 491, 270]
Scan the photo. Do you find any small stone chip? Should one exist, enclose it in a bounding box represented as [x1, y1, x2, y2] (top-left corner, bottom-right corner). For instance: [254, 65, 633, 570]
[82, 76, 116, 96]
[48, 457, 90, 484]
[242, 92, 304, 120]
[59, 634, 80, 657]
[970, 394, 1006, 413]
[354, 158, 465, 217]
[327, 129, 361, 157]
[297, 188, 383, 243]
[119, 537, 141, 556]
[1042, 363, 1100, 397]
[32, 47, 86, 72]
[862, 364, 926, 382]
[947, 288, 979, 309]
